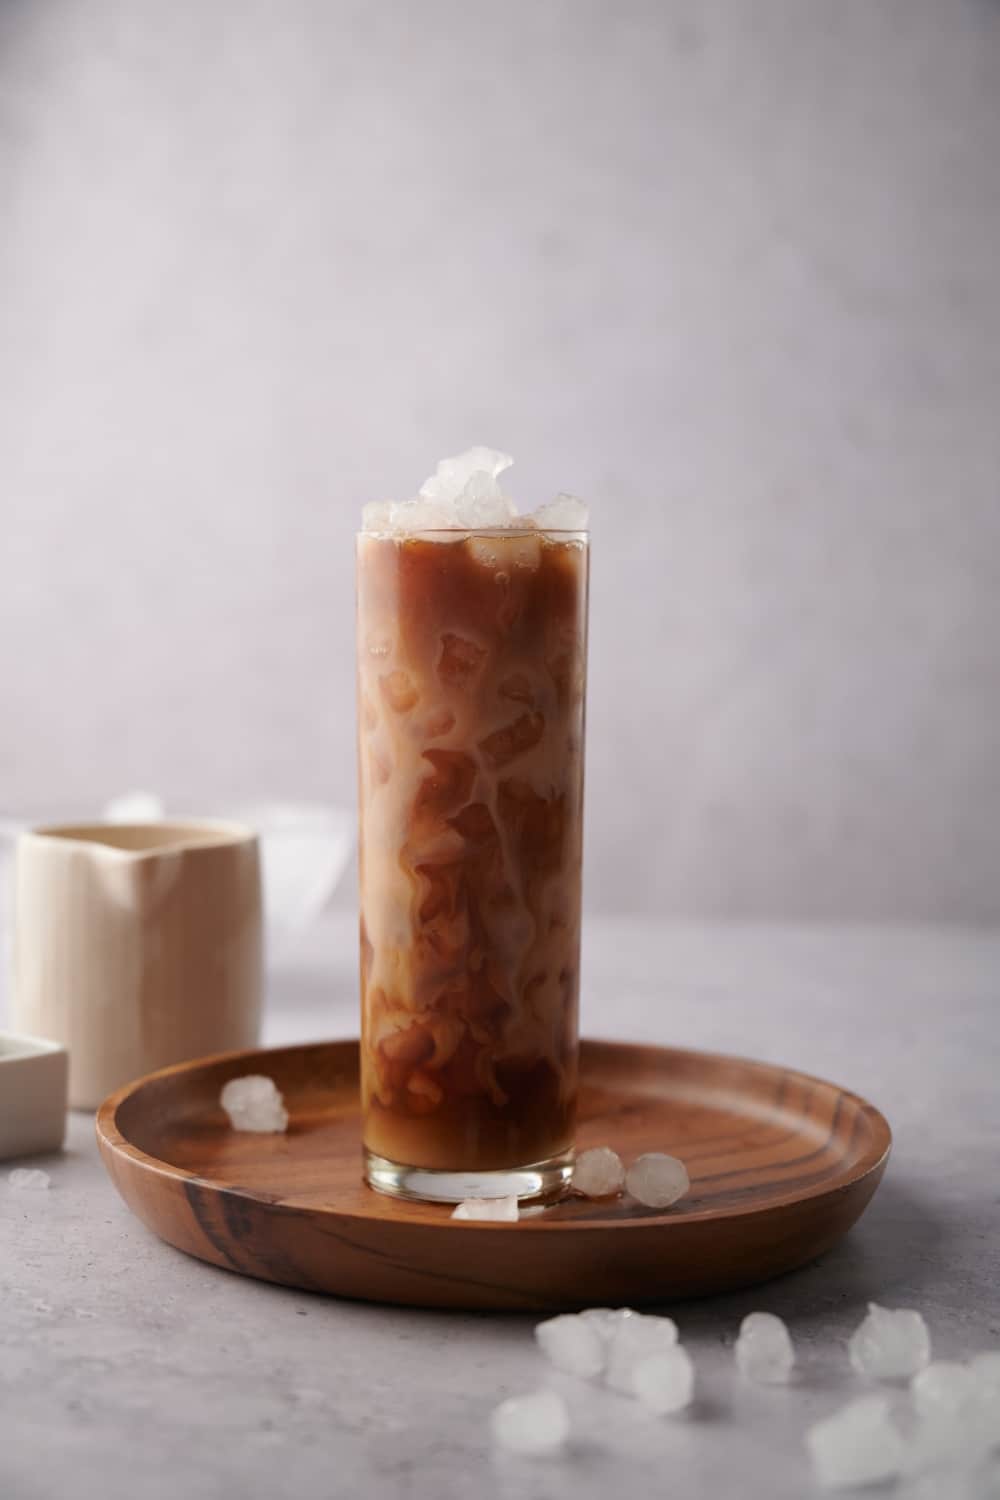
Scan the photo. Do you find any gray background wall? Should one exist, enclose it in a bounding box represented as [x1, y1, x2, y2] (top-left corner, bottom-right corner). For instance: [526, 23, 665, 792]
[2, 0, 998, 922]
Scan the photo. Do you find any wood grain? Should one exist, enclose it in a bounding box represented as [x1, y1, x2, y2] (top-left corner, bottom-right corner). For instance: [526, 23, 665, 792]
[96, 1039, 891, 1311]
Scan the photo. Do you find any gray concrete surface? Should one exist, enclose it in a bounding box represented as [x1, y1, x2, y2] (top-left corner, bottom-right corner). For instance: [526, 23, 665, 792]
[1, 915, 998, 1499]
[3, 0, 1000, 923]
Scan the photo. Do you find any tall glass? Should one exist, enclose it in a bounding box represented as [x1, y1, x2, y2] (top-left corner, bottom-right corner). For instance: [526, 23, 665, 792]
[356, 524, 588, 1201]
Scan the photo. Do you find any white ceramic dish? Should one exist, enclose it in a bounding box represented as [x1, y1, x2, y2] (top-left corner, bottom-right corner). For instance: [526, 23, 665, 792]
[0, 1031, 68, 1159]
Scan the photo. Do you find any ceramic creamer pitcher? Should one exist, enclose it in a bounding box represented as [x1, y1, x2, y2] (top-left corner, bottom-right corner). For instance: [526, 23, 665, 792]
[12, 821, 263, 1109]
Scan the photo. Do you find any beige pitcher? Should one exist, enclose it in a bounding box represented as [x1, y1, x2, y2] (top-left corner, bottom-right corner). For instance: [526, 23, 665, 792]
[12, 821, 263, 1109]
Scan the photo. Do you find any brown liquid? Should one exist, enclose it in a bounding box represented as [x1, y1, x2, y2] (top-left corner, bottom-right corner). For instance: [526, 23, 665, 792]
[356, 529, 588, 1171]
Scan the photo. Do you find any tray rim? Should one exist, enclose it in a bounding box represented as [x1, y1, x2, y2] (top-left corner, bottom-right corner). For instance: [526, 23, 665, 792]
[95, 1037, 892, 1233]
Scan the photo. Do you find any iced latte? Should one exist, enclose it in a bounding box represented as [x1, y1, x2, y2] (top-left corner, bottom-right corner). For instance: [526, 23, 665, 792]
[357, 450, 588, 1201]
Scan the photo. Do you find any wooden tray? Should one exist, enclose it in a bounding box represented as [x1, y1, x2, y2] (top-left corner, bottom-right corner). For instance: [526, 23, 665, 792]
[96, 1039, 891, 1312]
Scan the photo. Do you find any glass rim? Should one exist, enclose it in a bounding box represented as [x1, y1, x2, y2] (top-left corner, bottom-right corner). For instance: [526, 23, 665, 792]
[357, 526, 589, 538]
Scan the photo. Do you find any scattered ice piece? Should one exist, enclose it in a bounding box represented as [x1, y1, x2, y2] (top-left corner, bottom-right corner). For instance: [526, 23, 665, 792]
[535, 1314, 605, 1378]
[904, 1362, 988, 1473]
[735, 1312, 796, 1384]
[848, 1302, 931, 1380]
[220, 1075, 289, 1133]
[911, 1362, 979, 1421]
[632, 1346, 695, 1414]
[491, 1389, 569, 1455]
[579, 1307, 636, 1343]
[451, 1196, 519, 1222]
[806, 1395, 905, 1490]
[572, 1147, 625, 1199]
[8, 1168, 51, 1191]
[916, 1356, 1000, 1462]
[625, 1153, 690, 1209]
[605, 1313, 679, 1393]
[533, 494, 589, 533]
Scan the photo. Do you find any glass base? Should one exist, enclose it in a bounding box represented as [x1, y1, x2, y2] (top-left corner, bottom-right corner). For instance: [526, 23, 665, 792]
[363, 1147, 574, 1204]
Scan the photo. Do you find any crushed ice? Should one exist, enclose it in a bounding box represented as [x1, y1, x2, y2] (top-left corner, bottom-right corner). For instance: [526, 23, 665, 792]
[363, 449, 588, 537]
[8, 1168, 51, 1190]
[501, 1295, 1000, 1487]
[220, 1075, 289, 1133]
[533, 1307, 684, 1398]
[451, 1196, 519, 1222]
[533, 494, 590, 533]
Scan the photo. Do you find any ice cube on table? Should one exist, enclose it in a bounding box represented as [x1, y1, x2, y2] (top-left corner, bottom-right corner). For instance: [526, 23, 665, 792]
[533, 494, 589, 533]
[632, 1346, 695, 1414]
[849, 1302, 932, 1379]
[905, 1362, 988, 1473]
[806, 1395, 905, 1489]
[490, 1389, 569, 1455]
[911, 1362, 979, 1421]
[535, 1314, 605, 1379]
[579, 1308, 636, 1343]
[735, 1312, 796, 1384]
[572, 1147, 625, 1199]
[220, 1075, 288, 1133]
[451, 1196, 519, 1221]
[605, 1313, 679, 1393]
[625, 1153, 690, 1209]
[8, 1168, 51, 1190]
